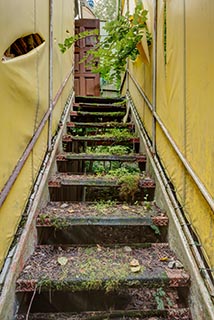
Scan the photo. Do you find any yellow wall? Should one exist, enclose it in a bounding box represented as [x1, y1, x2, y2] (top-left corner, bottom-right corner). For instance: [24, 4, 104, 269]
[127, 0, 214, 268]
[0, 0, 74, 270]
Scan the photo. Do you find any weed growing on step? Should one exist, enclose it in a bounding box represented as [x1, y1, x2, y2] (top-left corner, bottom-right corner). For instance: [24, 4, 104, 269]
[150, 224, 161, 235]
[85, 159, 140, 175]
[33, 247, 144, 293]
[91, 200, 117, 214]
[38, 213, 50, 225]
[37, 276, 52, 293]
[51, 217, 70, 230]
[143, 194, 152, 211]
[118, 174, 140, 202]
[87, 145, 132, 155]
[153, 287, 166, 310]
[112, 99, 128, 106]
[92, 128, 137, 141]
[71, 250, 133, 292]
[105, 168, 141, 202]
[38, 213, 70, 230]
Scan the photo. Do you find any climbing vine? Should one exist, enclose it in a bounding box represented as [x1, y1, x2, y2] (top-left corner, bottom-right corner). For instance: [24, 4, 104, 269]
[59, 3, 151, 85]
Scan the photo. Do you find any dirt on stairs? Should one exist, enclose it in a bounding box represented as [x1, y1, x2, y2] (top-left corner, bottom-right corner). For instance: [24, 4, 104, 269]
[15, 96, 192, 319]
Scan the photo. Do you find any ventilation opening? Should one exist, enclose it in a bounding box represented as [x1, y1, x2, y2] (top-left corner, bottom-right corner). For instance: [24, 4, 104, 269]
[2, 33, 44, 61]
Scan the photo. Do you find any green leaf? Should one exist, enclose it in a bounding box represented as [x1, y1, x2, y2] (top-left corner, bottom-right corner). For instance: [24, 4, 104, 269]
[57, 256, 68, 266]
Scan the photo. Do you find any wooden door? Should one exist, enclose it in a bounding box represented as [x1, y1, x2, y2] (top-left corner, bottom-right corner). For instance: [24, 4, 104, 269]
[74, 19, 100, 96]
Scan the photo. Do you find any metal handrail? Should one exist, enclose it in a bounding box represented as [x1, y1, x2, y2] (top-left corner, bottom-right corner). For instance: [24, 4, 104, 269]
[128, 92, 214, 300]
[0, 66, 74, 208]
[127, 69, 214, 212]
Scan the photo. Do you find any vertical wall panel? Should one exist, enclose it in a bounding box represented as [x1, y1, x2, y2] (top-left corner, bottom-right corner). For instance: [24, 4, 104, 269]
[127, 0, 214, 268]
[0, 0, 75, 270]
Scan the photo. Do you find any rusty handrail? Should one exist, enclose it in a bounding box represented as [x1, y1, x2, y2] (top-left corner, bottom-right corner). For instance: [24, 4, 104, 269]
[0, 66, 74, 208]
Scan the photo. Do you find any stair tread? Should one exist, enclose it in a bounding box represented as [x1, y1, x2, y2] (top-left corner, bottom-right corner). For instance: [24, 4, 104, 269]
[56, 152, 146, 161]
[37, 202, 167, 226]
[48, 173, 154, 187]
[16, 308, 192, 319]
[16, 244, 189, 292]
[62, 135, 139, 142]
[70, 111, 126, 116]
[67, 121, 134, 128]
[74, 102, 126, 110]
[75, 96, 125, 104]
[78, 102, 126, 107]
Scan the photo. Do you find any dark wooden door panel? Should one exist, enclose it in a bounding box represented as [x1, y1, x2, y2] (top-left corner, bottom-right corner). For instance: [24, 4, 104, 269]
[74, 19, 100, 96]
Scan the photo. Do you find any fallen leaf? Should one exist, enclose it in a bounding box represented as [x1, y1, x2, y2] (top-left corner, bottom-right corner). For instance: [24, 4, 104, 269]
[124, 246, 132, 253]
[68, 208, 74, 213]
[160, 256, 169, 262]
[130, 265, 141, 273]
[130, 259, 140, 267]
[97, 244, 102, 252]
[57, 256, 68, 266]
[60, 203, 69, 209]
[122, 205, 129, 210]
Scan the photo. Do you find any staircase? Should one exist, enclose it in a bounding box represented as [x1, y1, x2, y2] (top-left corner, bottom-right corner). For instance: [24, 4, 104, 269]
[16, 96, 192, 319]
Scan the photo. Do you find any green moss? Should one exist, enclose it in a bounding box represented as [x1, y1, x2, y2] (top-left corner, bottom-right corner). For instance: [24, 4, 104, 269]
[86, 145, 132, 155]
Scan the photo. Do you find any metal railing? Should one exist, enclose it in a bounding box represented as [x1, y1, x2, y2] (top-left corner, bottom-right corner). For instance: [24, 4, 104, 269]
[127, 69, 214, 213]
[126, 81, 214, 300]
[0, 65, 74, 208]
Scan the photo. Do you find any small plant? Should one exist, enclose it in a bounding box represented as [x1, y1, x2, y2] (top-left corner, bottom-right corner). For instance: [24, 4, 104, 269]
[59, 29, 99, 53]
[38, 213, 50, 225]
[86, 145, 132, 155]
[37, 276, 52, 293]
[153, 287, 166, 310]
[91, 200, 116, 213]
[102, 167, 141, 202]
[101, 128, 137, 141]
[85, 2, 152, 84]
[118, 174, 140, 201]
[59, 2, 152, 85]
[143, 194, 152, 210]
[150, 224, 161, 235]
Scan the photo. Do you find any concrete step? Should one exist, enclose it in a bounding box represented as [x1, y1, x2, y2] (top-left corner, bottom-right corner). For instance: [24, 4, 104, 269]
[70, 111, 127, 123]
[66, 121, 135, 136]
[16, 243, 190, 293]
[73, 102, 126, 112]
[17, 308, 192, 319]
[16, 244, 190, 318]
[75, 96, 126, 105]
[56, 153, 146, 173]
[48, 174, 155, 202]
[36, 202, 168, 245]
[62, 135, 140, 153]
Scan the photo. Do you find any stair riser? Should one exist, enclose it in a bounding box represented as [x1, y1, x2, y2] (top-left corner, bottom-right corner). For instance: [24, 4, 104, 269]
[75, 96, 125, 104]
[70, 114, 126, 123]
[73, 104, 126, 112]
[56, 160, 146, 174]
[67, 122, 134, 130]
[37, 225, 167, 245]
[16, 287, 189, 313]
[62, 140, 140, 153]
[67, 127, 134, 136]
[48, 185, 155, 202]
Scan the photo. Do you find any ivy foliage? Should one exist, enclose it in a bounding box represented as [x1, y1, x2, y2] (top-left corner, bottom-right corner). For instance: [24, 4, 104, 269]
[59, 3, 151, 85]
[58, 29, 99, 54]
